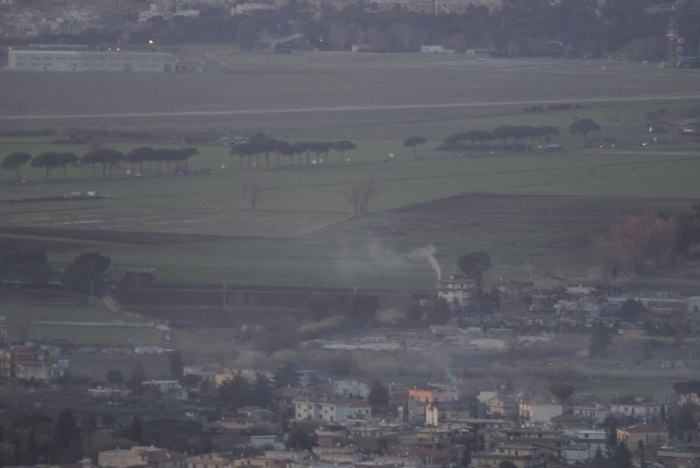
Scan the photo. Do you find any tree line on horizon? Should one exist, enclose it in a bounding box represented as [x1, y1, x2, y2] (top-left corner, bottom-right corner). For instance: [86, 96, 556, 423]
[1, 119, 604, 183]
[21, 0, 698, 61]
[230, 138, 357, 170]
[437, 125, 562, 152]
[1, 147, 200, 181]
[410, 119, 600, 154]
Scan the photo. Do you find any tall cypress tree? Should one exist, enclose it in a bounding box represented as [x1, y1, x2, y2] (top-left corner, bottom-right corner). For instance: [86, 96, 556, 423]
[252, 373, 273, 408]
[25, 431, 37, 465]
[54, 409, 81, 453]
[129, 414, 143, 444]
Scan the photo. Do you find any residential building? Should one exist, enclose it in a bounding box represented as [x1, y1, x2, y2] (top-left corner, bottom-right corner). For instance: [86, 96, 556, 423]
[272, 386, 302, 411]
[389, 447, 453, 466]
[656, 445, 700, 468]
[500, 428, 562, 443]
[617, 424, 668, 447]
[409, 384, 459, 403]
[426, 401, 471, 426]
[573, 402, 610, 424]
[610, 395, 667, 421]
[607, 294, 689, 313]
[437, 276, 475, 306]
[251, 435, 284, 449]
[472, 445, 544, 468]
[88, 387, 131, 398]
[519, 399, 563, 425]
[0, 345, 42, 378]
[203, 416, 274, 433]
[99, 446, 186, 468]
[560, 444, 592, 463]
[554, 300, 602, 316]
[153, 0, 179, 14]
[398, 0, 436, 14]
[186, 452, 237, 468]
[294, 399, 371, 422]
[316, 423, 347, 447]
[570, 430, 607, 453]
[142, 379, 188, 400]
[566, 286, 595, 298]
[232, 3, 275, 15]
[237, 406, 274, 419]
[16, 363, 63, 381]
[333, 380, 369, 399]
[487, 395, 519, 420]
[183, 366, 217, 388]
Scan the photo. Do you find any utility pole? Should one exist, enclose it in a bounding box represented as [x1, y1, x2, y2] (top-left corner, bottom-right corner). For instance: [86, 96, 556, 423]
[559, 312, 562, 357]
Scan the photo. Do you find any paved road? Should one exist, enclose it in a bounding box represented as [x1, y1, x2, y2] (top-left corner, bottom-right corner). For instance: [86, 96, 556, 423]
[1, 93, 699, 121]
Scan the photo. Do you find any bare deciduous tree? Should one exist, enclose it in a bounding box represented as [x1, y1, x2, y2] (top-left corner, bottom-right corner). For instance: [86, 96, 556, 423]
[346, 173, 378, 217]
[243, 171, 263, 210]
[594, 212, 676, 278]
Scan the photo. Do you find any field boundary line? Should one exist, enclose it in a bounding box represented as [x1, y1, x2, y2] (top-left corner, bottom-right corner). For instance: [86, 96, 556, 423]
[2, 94, 700, 120]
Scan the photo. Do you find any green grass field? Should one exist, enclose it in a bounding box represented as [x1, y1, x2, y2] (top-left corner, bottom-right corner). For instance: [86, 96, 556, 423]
[18, 324, 162, 345]
[2, 52, 700, 290]
[1, 148, 695, 287]
[0, 302, 134, 322]
[5, 50, 700, 364]
[4, 149, 700, 208]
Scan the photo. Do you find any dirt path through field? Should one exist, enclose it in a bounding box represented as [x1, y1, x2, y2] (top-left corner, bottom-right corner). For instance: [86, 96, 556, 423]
[103, 295, 151, 322]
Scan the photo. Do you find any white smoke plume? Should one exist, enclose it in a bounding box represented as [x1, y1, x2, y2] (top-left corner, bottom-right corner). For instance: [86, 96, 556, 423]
[411, 244, 441, 281]
[335, 239, 442, 282]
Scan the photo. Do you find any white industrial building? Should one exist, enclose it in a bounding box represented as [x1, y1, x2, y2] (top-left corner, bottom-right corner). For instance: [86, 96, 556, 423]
[8, 50, 175, 72]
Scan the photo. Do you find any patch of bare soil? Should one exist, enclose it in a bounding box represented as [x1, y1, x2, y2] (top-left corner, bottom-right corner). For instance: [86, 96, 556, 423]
[394, 192, 696, 218]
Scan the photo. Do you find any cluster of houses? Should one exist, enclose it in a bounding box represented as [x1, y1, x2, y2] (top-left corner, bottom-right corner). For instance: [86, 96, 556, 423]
[0, 0, 500, 42]
[0, 2, 99, 37]
[80, 371, 697, 468]
[0, 325, 174, 382]
[0, 329, 66, 381]
[438, 275, 700, 335]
